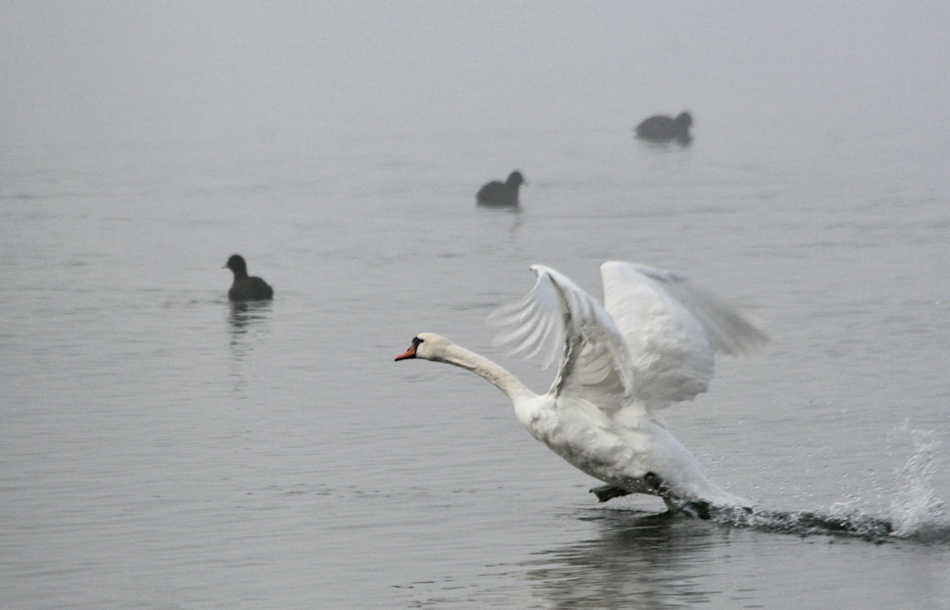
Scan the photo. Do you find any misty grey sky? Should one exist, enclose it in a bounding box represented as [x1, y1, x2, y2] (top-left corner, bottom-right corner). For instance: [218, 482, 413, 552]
[3, 1, 949, 146]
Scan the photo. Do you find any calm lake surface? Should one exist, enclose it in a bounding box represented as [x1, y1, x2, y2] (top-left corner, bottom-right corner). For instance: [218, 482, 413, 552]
[2, 121, 950, 609]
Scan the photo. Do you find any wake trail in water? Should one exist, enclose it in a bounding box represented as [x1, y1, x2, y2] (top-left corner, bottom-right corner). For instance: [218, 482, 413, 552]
[699, 425, 948, 542]
[707, 506, 896, 540]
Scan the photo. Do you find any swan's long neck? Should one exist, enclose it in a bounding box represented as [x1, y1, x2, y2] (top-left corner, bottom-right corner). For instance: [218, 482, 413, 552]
[436, 343, 536, 404]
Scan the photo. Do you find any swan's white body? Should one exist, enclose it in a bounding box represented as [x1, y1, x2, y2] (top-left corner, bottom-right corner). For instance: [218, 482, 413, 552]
[396, 261, 767, 514]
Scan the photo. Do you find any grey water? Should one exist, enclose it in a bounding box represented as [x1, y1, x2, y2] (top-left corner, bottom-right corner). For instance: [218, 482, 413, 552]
[4, 4, 950, 609]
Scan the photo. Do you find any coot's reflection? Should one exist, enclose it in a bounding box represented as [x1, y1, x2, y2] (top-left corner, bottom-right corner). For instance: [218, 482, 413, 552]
[227, 300, 272, 357]
[228, 300, 270, 328]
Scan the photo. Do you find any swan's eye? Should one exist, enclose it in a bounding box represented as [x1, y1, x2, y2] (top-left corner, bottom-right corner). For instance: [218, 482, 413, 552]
[413, 337, 424, 346]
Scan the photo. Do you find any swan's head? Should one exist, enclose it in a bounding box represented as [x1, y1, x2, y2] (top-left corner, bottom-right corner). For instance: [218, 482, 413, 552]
[394, 332, 453, 362]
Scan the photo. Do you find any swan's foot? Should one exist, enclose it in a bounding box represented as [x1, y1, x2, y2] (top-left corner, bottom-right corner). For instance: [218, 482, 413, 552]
[590, 473, 673, 504]
[680, 500, 712, 520]
[644, 472, 712, 520]
[590, 485, 632, 502]
[589, 474, 715, 520]
[644, 472, 667, 493]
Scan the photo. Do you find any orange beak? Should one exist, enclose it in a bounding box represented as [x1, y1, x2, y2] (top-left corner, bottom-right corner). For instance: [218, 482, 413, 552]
[394, 343, 417, 361]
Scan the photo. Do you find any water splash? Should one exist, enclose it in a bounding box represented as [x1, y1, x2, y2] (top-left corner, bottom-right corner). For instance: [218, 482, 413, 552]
[887, 424, 946, 540]
[701, 422, 950, 542]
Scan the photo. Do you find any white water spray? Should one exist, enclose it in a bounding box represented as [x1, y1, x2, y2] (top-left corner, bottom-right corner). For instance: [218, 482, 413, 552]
[888, 423, 946, 539]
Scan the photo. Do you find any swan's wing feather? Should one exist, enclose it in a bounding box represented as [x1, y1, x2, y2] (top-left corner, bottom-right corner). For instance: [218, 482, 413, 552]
[488, 269, 564, 369]
[601, 261, 768, 410]
[626, 263, 769, 356]
[488, 265, 635, 410]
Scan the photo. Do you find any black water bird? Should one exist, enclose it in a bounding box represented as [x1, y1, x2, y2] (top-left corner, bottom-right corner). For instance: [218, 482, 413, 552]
[635, 112, 693, 145]
[476, 171, 526, 207]
[223, 254, 273, 301]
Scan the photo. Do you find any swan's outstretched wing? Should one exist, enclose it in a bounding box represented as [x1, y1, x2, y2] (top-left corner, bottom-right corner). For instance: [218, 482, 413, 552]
[488, 265, 635, 411]
[601, 261, 768, 410]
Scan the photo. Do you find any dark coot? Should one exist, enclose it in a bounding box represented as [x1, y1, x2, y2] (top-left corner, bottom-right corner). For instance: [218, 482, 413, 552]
[224, 254, 273, 301]
[476, 171, 526, 206]
[635, 112, 693, 145]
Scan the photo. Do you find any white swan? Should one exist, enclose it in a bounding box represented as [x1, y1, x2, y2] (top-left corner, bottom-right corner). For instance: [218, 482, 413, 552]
[395, 261, 767, 517]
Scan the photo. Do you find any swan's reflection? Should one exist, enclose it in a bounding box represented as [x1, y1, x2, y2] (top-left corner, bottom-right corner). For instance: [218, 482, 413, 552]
[514, 510, 728, 609]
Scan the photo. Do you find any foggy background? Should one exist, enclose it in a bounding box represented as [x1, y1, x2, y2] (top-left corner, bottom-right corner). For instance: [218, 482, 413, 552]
[4, 3, 950, 608]
[4, 1, 949, 152]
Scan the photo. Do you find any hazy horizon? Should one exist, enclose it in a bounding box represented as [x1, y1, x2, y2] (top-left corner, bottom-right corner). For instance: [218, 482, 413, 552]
[4, 1, 950, 147]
